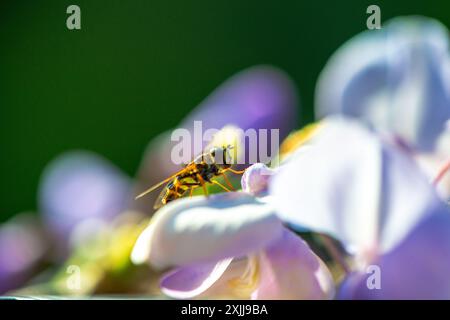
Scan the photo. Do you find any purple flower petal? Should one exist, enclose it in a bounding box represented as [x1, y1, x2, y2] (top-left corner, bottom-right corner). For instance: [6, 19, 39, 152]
[39, 151, 131, 246]
[316, 16, 450, 151]
[252, 229, 334, 300]
[339, 204, 450, 299]
[182, 65, 298, 142]
[160, 258, 233, 299]
[0, 215, 47, 294]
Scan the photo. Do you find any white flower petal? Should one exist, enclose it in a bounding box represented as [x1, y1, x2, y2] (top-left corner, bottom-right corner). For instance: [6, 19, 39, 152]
[132, 192, 283, 269]
[270, 116, 439, 255]
[316, 16, 450, 151]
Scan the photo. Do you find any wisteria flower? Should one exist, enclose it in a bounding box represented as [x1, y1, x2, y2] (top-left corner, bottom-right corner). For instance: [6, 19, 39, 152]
[0, 214, 47, 294]
[271, 116, 450, 299]
[316, 15, 450, 203]
[38, 151, 132, 254]
[315, 16, 450, 152]
[131, 172, 334, 300]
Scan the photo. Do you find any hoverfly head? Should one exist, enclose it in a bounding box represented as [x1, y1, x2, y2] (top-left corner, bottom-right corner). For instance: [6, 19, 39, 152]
[209, 145, 233, 169]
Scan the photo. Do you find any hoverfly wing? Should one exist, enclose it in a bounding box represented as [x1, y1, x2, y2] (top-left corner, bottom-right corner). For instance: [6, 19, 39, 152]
[135, 167, 189, 200]
[135, 180, 169, 200]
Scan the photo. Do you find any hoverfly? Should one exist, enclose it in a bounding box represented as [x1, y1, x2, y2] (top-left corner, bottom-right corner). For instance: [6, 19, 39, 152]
[135, 145, 245, 209]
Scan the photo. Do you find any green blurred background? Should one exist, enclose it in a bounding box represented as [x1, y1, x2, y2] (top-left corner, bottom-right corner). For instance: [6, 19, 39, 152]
[1, 0, 449, 222]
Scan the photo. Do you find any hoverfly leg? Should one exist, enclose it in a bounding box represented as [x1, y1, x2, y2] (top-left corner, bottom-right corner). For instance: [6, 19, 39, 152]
[197, 174, 209, 197]
[221, 173, 235, 191]
[202, 183, 208, 197]
[228, 168, 246, 175]
[212, 180, 232, 192]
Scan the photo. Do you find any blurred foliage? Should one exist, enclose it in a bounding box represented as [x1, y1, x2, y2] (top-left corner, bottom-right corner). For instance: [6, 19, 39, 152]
[13, 212, 160, 296]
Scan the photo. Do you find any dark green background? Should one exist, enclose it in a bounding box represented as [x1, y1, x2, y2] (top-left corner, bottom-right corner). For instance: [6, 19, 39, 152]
[1, 1, 449, 222]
